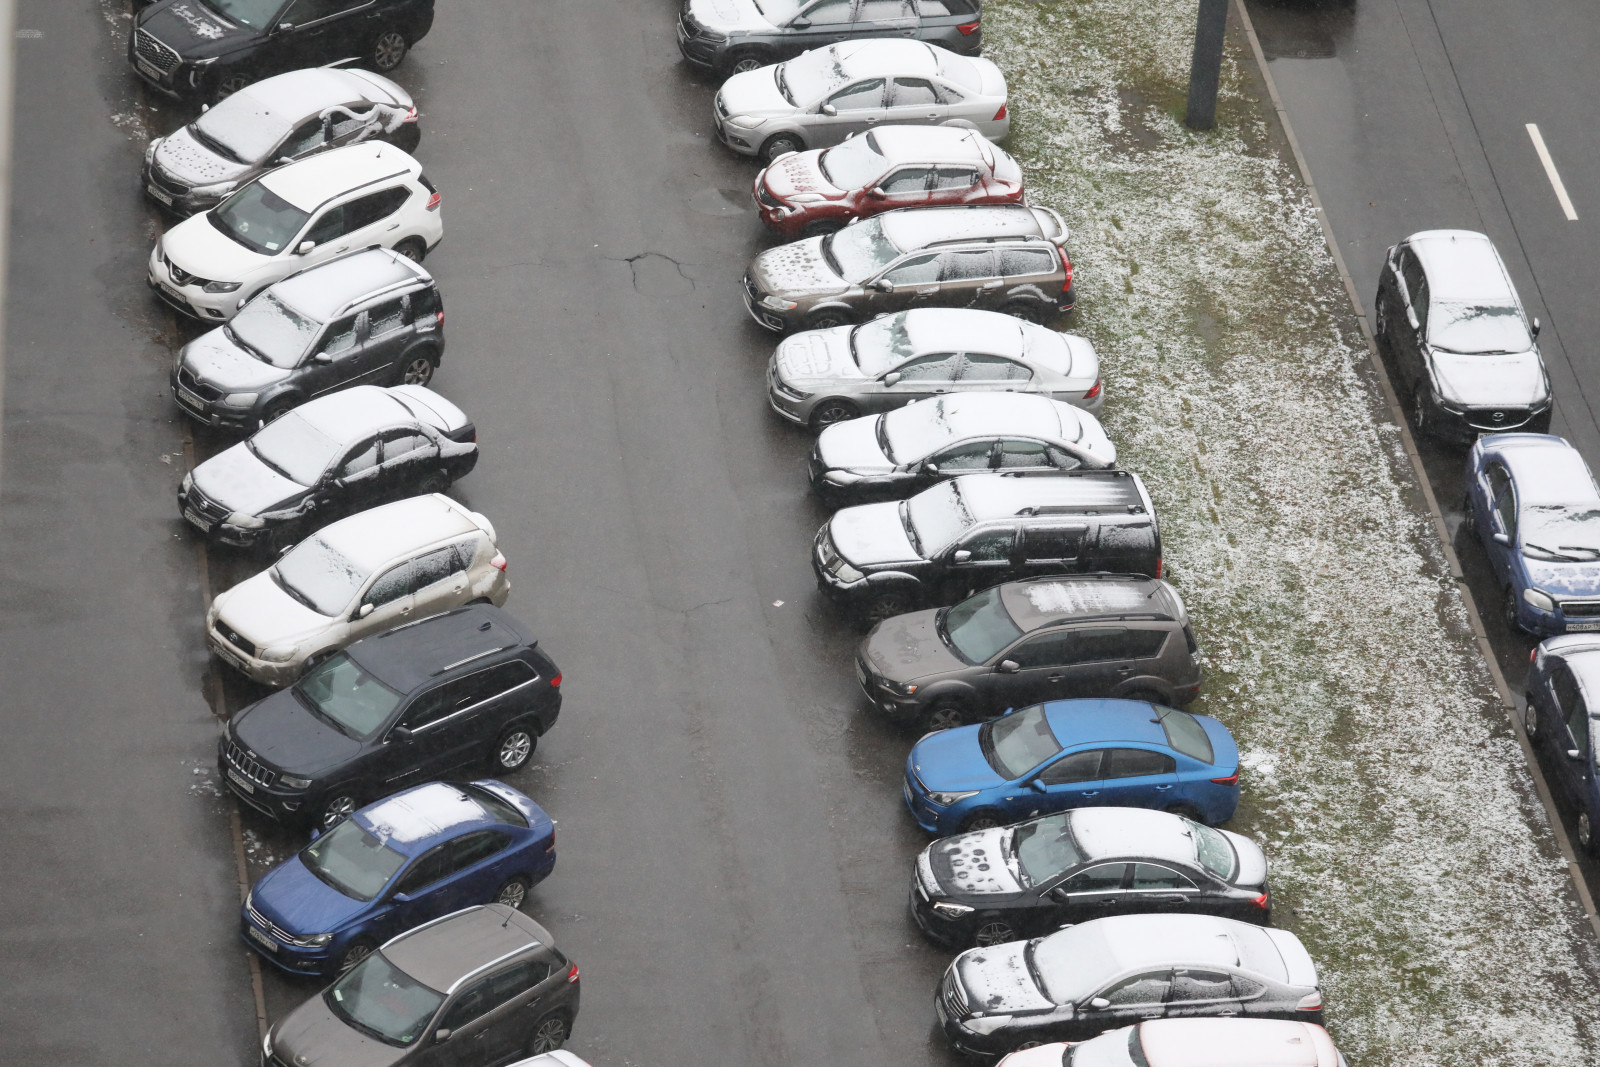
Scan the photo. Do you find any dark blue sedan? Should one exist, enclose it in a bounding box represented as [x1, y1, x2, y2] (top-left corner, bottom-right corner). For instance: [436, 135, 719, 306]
[241, 779, 555, 977]
[903, 699, 1240, 836]
[1527, 634, 1600, 853]
[1465, 433, 1600, 636]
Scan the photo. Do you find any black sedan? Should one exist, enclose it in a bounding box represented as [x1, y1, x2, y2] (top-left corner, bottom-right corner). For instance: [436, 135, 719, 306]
[178, 384, 475, 551]
[911, 807, 1270, 948]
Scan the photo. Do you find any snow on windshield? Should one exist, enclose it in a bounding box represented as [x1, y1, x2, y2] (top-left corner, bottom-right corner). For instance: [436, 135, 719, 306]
[820, 133, 887, 189]
[193, 91, 293, 164]
[248, 411, 342, 486]
[852, 313, 916, 376]
[1521, 506, 1600, 562]
[272, 535, 369, 616]
[229, 293, 320, 369]
[783, 47, 854, 103]
[884, 396, 960, 461]
[826, 217, 902, 283]
[905, 480, 974, 556]
[1429, 301, 1532, 355]
[1032, 923, 1118, 1004]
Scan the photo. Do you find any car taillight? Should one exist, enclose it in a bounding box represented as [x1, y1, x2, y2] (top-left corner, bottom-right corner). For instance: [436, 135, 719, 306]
[1211, 770, 1239, 786]
[1083, 379, 1102, 401]
[545, 827, 556, 853]
[1296, 992, 1322, 1011]
[403, 106, 418, 123]
[435, 310, 445, 327]
[992, 103, 1007, 121]
[566, 963, 580, 984]
[1155, 557, 1163, 579]
[1059, 247, 1075, 290]
[1530, 647, 1538, 663]
[490, 552, 508, 572]
[1252, 891, 1269, 909]
[425, 191, 441, 211]
[550, 673, 562, 688]
[957, 20, 979, 34]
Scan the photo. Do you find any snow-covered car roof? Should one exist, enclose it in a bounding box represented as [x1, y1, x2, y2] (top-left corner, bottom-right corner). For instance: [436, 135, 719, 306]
[1139, 1019, 1342, 1067]
[272, 248, 430, 323]
[820, 37, 942, 80]
[883, 393, 1089, 460]
[259, 141, 418, 212]
[1491, 435, 1599, 506]
[356, 782, 503, 850]
[312, 493, 483, 575]
[881, 203, 1058, 251]
[291, 384, 446, 445]
[1064, 807, 1204, 867]
[1034, 914, 1289, 988]
[1001, 576, 1174, 630]
[1407, 229, 1518, 304]
[869, 124, 992, 166]
[194, 67, 408, 164]
[952, 470, 1149, 522]
[875, 308, 1068, 364]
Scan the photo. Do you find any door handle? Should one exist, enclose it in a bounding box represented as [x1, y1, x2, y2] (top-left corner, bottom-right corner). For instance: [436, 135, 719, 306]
[1153, 784, 1173, 791]
[399, 605, 412, 615]
[1116, 667, 1135, 675]
[1047, 673, 1065, 681]
[916, 286, 938, 295]
[386, 222, 400, 230]
[1079, 790, 1099, 796]
[334, 246, 349, 253]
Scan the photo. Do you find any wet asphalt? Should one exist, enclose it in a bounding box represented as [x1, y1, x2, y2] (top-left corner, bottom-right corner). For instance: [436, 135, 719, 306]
[0, 1, 969, 1064]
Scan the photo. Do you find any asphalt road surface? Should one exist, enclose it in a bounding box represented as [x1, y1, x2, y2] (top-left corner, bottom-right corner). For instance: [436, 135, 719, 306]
[1, 1, 969, 1064]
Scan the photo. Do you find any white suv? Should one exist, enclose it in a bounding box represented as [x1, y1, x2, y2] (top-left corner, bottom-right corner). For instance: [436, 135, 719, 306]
[206, 494, 508, 686]
[148, 141, 442, 323]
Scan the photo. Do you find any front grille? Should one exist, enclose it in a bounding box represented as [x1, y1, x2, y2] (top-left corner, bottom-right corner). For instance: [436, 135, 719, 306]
[176, 367, 223, 401]
[246, 903, 296, 945]
[185, 485, 230, 524]
[165, 255, 194, 287]
[744, 274, 763, 302]
[148, 168, 190, 197]
[225, 741, 279, 789]
[941, 970, 969, 1018]
[678, 10, 698, 36]
[1464, 407, 1529, 431]
[133, 29, 181, 74]
[216, 623, 257, 659]
[1562, 601, 1600, 619]
[757, 186, 782, 209]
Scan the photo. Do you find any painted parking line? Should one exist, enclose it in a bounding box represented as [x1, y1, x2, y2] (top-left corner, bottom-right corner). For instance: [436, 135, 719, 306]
[1526, 123, 1579, 221]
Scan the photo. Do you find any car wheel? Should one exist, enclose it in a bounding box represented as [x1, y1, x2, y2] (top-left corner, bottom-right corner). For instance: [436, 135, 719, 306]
[1411, 382, 1430, 439]
[258, 398, 296, 429]
[416, 469, 449, 495]
[1462, 491, 1475, 525]
[399, 354, 436, 386]
[801, 219, 846, 239]
[725, 48, 769, 75]
[526, 1012, 572, 1055]
[1502, 586, 1522, 633]
[335, 938, 376, 975]
[808, 398, 859, 432]
[1000, 300, 1044, 324]
[806, 308, 856, 331]
[211, 71, 252, 103]
[760, 133, 803, 163]
[319, 790, 361, 830]
[371, 29, 409, 72]
[494, 875, 531, 910]
[1164, 803, 1205, 823]
[495, 726, 536, 772]
[1373, 296, 1388, 343]
[972, 917, 1016, 947]
[1523, 696, 1539, 741]
[923, 702, 970, 733]
[861, 590, 915, 627]
[960, 809, 1004, 833]
[1011, 1041, 1045, 1055]
[1581, 812, 1597, 855]
[394, 237, 427, 262]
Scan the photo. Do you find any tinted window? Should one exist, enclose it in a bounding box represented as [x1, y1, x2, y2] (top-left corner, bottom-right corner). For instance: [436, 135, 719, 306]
[1059, 862, 1126, 893]
[1000, 248, 1056, 277]
[884, 255, 941, 286]
[401, 678, 474, 730]
[1131, 863, 1196, 890]
[443, 830, 511, 876]
[346, 187, 412, 230]
[881, 167, 933, 195]
[965, 356, 1032, 383]
[858, 0, 915, 19]
[1232, 976, 1266, 999]
[486, 958, 554, 1002]
[340, 439, 380, 478]
[365, 561, 417, 609]
[300, 820, 407, 902]
[1103, 749, 1176, 779]
[296, 652, 404, 741]
[896, 352, 963, 381]
[367, 297, 407, 339]
[288, 0, 365, 21]
[1121, 629, 1170, 660]
[304, 204, 350, 245]
[1069, 628, 1131, 664]
[408, 546, 463, 588]
[278, 118, 326, 158]
[985, 705, 1062, 779]
[939, 250, 996, 282]
[1399, 248, 1426, 299]
[382, 430, 433, 462]
[324, 952, 442, 1047]
[1169, 970, 1234, 1003]
[466, 660, 539, 702]
[957, 526, 1014, 561]
[463, 783, 530, 828]
[942, 585, 1023, 664]
[320, 316, 359, 356]
[1101, 972, 1170, 1007]
[393, 847, 449, 895]
[936, 440, 995, 471]
[996, 440, 1049, 469]
[1158, 708, 1215, 762]
[931, 166, 978, 191]
[1023, 526, 1088, 562]
[1568, 699, 1590, 757]
[1010, 631, 1075, 669]
[828, 79, 886, 111]
[437, 976, 494, 1031]
[801, 0, 853, 25]
[893, 78, 939, 106]
[1553, 666, 1583, 723]
[1038, 749, 1102, 785]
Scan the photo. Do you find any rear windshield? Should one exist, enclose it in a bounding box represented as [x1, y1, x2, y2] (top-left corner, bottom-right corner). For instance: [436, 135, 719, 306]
[1190, 821, 1238, 881]
[1157, 708, 1213, 763]
[937, 52, 983, 93]
[463, 783, 529, 828]
[983, 705, 1062, 780]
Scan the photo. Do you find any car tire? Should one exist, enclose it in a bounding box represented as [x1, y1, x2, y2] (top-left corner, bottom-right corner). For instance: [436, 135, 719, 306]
[1502, 586, 1522, 634]
[724, 48, 770, 76]
[1011, 1041, 1045, 1055]
[1462, 491, 1475, 525]
[806, 308, 856, 331]
[371, 29, 410, 72]
[1373, 295, 1388, 345]
[494, 725, 537, 772]
[1164, 803, 1205, 823]
[801, 219, 846, 239]
[959, 809, 1004, 833]
[318, 789, 362, 830]
[760, 133, 803, 163]
[923, 701, 970, 733]
[211, 71, 252, 103]
[494, 875, 531, 911]
[526, 1011, 572, 1056]
[394, 237, 427, 262]
[861, 589, 916, 628]
[1580, 812, 1597, 855]
[416, 469, 450, 496]
[258, 397, 297, 429]
[1000, 300, 1045, 325]
[972, 916, 1016, 947]
[1523, 695, 1539, 741]
[808, 398, 859, 432]
[1411, 382, 1430, 439]
[335, 938, 376, 975]
[398, 353, 437, 386]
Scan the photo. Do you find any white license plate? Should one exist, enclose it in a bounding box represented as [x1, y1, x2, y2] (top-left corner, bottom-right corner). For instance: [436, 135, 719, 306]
[135, 56, 164, 81]
[183, 507, 210, 531]
[227, 768, 255, 794]
[147, 183, 173, 206]
[246, 925, 278, 952]
[1569, 621, 1600, 632]
[176, 386, 204, 410]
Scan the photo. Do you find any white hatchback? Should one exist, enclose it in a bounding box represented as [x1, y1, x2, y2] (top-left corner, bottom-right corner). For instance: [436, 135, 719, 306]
[206, 494, 508, 686]
[148, 141, 442, 323]
[999, 1018, 1348, 1067]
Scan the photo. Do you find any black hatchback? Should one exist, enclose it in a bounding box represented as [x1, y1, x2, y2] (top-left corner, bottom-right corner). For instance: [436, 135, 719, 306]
[131, 0, 435, 101]
[219, 604, 563, 829]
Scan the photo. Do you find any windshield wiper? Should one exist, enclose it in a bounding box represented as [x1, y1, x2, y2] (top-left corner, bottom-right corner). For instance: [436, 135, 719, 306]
[1523, 542, 1587, 562]
[291, 687, 355, 738]
[269, 569, 322, 613]
[189, 123, 245, 164]
[223, 324, 269, 363]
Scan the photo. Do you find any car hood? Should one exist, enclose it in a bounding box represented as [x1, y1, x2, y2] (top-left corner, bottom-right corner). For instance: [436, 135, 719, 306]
[720, 67, 794, 120]
[763, 150, 844, 199]
[192, 441, 308, 516]
[774, 326, 858, 386]
[152, 126, 254, 187]
[216, 570, 339, 651]
[232, 689, 364, 777]
[252, 856, 370, 941]
[816, 414, 891, 473]
[955, 942, 1057, 1015]
[180, 329, 292, 393]
[910, 724, 1008, 792]
[161, 211, 273, 283]
[830, 501, 919, 566]
[1524, 560, 1600, 599]
[864, 608, 966, 682]
[138, 1, 255, 60]
[1429, 349, 1547, 407]
[688, 0, 774, 34]
[930, 826, 1025, 897]
[1223, 830, 1268, 888]
[270, 993, 407, 1067]
[750, 237, 850, 298]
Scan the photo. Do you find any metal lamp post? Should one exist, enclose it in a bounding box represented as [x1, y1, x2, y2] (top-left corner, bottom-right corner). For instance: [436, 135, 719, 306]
[1185, 0, 1229, 130]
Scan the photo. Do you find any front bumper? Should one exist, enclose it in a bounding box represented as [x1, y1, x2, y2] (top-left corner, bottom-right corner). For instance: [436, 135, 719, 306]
[142, 163, 225, 217]
[743, 283, 793, 332]
[1426, 397, 1551, 444]
[216, 744, 312, 823]
[238, 914, 339, 976]
[675, 19, 723, 69]
[170, 369, 259, 430]
[177, 486, 275, 548]
[715, 120, 760, 155]
[857, 656, 923, 721]
[148, 246, 242, 321]
[208, 626, 302, 687]
[1516, 595, 1600, 638]
[902, 778, 943, 833]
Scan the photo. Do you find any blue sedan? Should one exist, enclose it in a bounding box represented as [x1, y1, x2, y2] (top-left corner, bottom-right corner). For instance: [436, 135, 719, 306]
[903, 699, 1240, 836]
[241, 779, 556, 977]
[1466, 433, 1600, 636]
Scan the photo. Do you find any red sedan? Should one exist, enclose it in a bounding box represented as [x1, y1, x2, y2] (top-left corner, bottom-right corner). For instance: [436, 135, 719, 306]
[753, 125, 1024, 239]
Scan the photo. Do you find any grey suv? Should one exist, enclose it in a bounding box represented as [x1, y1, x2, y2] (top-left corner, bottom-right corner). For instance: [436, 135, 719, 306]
[857, 573, 1201, 731]
[678, 0, 982, 77]
[173, 248, 443, 430]
[744, 203, 1073, 333]
[262, 904, 580, 1066]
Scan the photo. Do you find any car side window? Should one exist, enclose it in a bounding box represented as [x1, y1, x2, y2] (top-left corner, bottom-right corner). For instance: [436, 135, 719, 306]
[1412, 276, 1430, 328]
[931, 166, 979, 191]
[327, 105, 375, 140]
[366, 297, 407, 340]
[437, 977, 494, 1032]
[408, 546, 463, 589]
[956, 525, 1014, 561]
[318, 315, 359, 356]
[393, 846, 449, 896]
[1131, 863, 1197, 891]
[1022, 525, 1088, 563]
[1057, 862, 1127, 893]
[339, 439, 380, 479]
[443, 830, 511, 876]
[1489, 467, 1517, 537]
[827, 79, 887, 112]
[1038, 749, 1103, 785]
[858, 0, 915, 20]
[1000, 247, 1056, 277]
[485, 958, 555, 1005]
[279, 118, 326, 158]
[939, 249, 996, 282]
[1398, 249, 1426, 301]
[799, 0, 853, 24]
[935, 83, 966, 105]
[303, 204, 349, 245]
[1122, 629, 1170, 659]
[1553, 665, 1582, 722]
[287, 0, 366, 21]
[883, 255, 941, 286]
[1103, 748, 1177, 779]
[1100, 971, 1171, 1007]
[880, 167, 934, 195]
[381, 429, 435, 464]
[345, 187, 411, 231]
[895, 353, 963, 381]
[1567, 694, 1590, 758]
[963, 355, 1032, 383]
[1231, 976, 1266, 1000]
[400, 677, 476, 730]
[934, 440, 996, 471]
[893, 78, 940, 106]
[1009, 630, 1076, 669]
[996, 439, 1050, 469]
[1066, 628, 1131, 664]
[1169, 970, 1234, 1003]
[467, 660, 540, 702]
[365, 560, 420, 609]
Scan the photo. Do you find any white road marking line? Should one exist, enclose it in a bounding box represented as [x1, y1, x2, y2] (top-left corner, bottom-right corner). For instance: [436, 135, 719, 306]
[1526, 123, 1579, 221]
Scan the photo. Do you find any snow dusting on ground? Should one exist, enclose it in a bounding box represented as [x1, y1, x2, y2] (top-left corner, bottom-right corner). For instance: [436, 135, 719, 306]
[984, 0, 1600, 1061]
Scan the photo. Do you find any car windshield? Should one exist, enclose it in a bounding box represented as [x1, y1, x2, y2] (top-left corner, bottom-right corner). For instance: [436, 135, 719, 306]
[192, 93, 293, 164]
[851, 313, 916, 376]
[300, 819, 408, 902]
[982, 705, 1063, 780]
[942, 586, 1023, 663]
[198, 0, 287, 31]
[295, 653, 405, 741]
[210, 181, 310, 256]
[782, 48, 855, 103]
[1012, 814, 1081, 887]
[247, 411, 341, 486]
[825, 217, 903, 283]
[324, 951, 443, 1047]
[1428, 300, 1533, 354]
[1522, 506, 1600, 562]
[1157, 707, 1215, 763]
[1031, 923, 1118, 1005]
[227, 293, 321, 369]
[903, 481, 974, 557]
[272, 535, 370, 616]
[819, 132, 887, 189]
[1190, 820, 1238, 881]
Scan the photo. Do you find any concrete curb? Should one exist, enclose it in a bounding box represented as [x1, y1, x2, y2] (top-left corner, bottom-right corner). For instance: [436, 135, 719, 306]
[1229, 0, 1600, 942]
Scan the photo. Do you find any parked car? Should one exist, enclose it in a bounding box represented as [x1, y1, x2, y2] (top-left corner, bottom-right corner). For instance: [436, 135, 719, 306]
[678, 0, 981, 76]
[242, 780, 556, 977]
[815, 470, 1161, 625]
[1374, 229, 1550, 441]
[937, 914, 1321, 1060]
[809, 392, 1115, 504]
[143, 66, 418, 216]
[130, 0, 434, 101]
[149, 141, 441, 323]
[1526, 634, 1600, 851]
[903, 698, 1239, 836]
[768, 308, 1102, 432]
[178, 384, 476, 551]
[1464, 433, 1600, 636]
[218, 603, 563, 829]
[261, 904, 579, 1065]
[172, 248, 443, 430]
[506, 1055, 594, 1067]
[754, 125, 1022, 238]
[910, 807, 1268, 949]
[716, 39, 1007, 163]
[207, 494, 508, 686]
[859, 574, 1201, 731]
[744, 203, 1073, 332]
[997, 1019, 1348, 1067]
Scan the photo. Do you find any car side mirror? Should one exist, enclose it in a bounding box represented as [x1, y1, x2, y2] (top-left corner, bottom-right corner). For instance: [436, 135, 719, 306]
[390, 724, 413, 742]
[951, 549, 971, 563]
[821, 102, 837, 116]
[996, 659, 1020, 673]
[922, 460, 941, 475]
[790, 15, 811, 28]
[432, 1027, 452, 1042]
[873, 278, 895, 293]
[200, 103, 211, 113]
[868, 186, 887, 199]
[882, 371, 902, 386]
[276, 21, 295, 33]
[308, 826, 322, 842]
[1028, 778, 1049, 794]
[295, 240, 316, 256]
[359, 602, 375, 617]
[1567, 748, 1583, 761]
[1492, 532, 1509, 546]
[1087, 997, 1111, 1011]
[313, 350, 333, 363]
[1532, 316, 1542, 338]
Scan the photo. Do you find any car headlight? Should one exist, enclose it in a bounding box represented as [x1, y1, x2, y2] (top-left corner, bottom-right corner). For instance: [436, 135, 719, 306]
[181, 472, 194, 492]
[930, 901, 974, 918]
[823, 469, 863, 485]
[189, 181, 237, 198]
[222, 392, 258, 407]
[257, 644, 299, 664]
[832, 560, 864, 583]
[700, 28, 728, 41]
[898, 681, 920, 695]
[261, 1028, 273, 1059]
[225, 511, 265, 529]
[928, 790, 978, 806]
[962, 1014, 1013, 1036]
[761, 294, 799, 311]
[724, 114, 763, 129]
[144, 138, 161, 166]
[300, 932, 333, 947]
[1526, 588, 1557, 612]
[279, 774, 313, 790]
[203, 280, 242, 294]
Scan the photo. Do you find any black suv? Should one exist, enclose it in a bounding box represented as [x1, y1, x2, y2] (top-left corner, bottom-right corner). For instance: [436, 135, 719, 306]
[857, 574, 1201, 731]
[173, 248, 444, 431]
[679, 0, 982, 76]
[131, 0, 435, 101]
[219, 605, 563, 829]
[814, 470, 1161, 624]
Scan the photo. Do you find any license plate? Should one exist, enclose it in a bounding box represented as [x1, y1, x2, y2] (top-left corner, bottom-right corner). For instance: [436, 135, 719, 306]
[1569, 621, 1600, 632]
[176, 386, 204, 410]
[136, 56, 162, 80]
[183, 506, 210, 531]
[246, 925, 278, 952]
[147, 183, 173, 206]
[227, 768, 255, 794]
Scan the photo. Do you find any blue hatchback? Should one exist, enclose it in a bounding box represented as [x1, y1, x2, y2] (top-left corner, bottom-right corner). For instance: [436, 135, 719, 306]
[1466, 433, 1600, 636]
[1527, 634, 1600, 853]
[242, 779, 556, 977]
[903, 699, 1240, 836]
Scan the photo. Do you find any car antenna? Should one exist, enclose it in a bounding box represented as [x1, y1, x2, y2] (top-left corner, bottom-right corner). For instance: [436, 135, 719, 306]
[501, 906, 515, 928]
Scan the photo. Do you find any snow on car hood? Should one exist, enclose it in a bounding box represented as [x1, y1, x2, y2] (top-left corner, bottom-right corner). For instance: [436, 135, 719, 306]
[151, 126, 252, 188]
[931, 826, 1025, 897]
[764, 150, 843, 199]
[180, 329, 290, 393]
[831, 500, 919, 566]
[193, 441, 306, 516]
[1523, 560, 1600, 599]
[720, 67, 794, 120]
[216, 569, 338, 652]
[138, 1, 251, 56]
[689, 0, 775, 33]
[162, 211, 272, 283]
[1430, 349, 1547, 408]
[817, 413, 891, 472]
[1223, 829, 1268, 888]
[751, 237, 850, 297]
[774, 326, 857, 385]
[865, 608, 964, 681]
[955, 942, 1057, 1014]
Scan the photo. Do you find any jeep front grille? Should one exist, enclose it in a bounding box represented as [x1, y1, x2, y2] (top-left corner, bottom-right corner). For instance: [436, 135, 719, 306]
[225, 742, 278, 789]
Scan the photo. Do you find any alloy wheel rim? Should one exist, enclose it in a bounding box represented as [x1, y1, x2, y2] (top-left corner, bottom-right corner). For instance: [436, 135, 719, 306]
[323, 796, 355, 828]
[403, 359, 432, 384]
[814, 403, 853, 428]
[1582, 813, 1592, 849]
[967, 815, 1000, 831]
[375, 32, 406, 69]
[732, 58, 762, 73]
[530, 1018, 567, 1053]
[975, 923, 1014, 946]
[217, 75, 249, 98]
[339, 943, 373, 972]
[500, 732, 532, 768]
[927, 707, 965, 731]
[497, 881, 527, 909]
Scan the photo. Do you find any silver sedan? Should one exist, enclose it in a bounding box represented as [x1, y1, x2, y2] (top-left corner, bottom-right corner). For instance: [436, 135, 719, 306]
[715, 38, 1008, 163]
[768, 308, 1103, 430]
